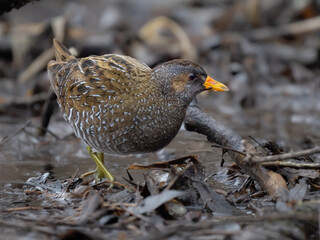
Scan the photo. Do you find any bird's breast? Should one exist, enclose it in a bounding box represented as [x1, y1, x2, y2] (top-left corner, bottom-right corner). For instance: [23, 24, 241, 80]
[63, 95, 186, 154]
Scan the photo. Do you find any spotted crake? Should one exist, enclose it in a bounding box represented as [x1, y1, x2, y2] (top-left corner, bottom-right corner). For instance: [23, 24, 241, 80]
[48, 39, 229, 181]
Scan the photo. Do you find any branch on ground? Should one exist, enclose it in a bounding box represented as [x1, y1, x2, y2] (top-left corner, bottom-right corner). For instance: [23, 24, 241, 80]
[184, 105, 288, 197]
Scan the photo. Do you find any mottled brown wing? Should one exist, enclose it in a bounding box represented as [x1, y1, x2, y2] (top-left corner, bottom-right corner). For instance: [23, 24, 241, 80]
[49, 55, 150, 106]
[48, 54, 152, 139]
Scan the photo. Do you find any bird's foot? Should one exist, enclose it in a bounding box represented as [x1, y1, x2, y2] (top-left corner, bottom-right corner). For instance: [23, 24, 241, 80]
[81, 146, 115, 184]
[80, 169, 96, 178]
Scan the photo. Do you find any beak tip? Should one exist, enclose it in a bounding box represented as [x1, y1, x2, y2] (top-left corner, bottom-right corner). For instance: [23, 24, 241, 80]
[222, 86, 230, 92]
[203, 76, 229, 92]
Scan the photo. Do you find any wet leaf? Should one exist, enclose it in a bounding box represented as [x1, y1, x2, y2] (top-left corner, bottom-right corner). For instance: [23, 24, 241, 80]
[129, 190, 184, 215]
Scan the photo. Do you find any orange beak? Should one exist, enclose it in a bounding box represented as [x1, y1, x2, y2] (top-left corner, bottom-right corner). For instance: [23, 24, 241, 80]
[203, 76, 229, 92]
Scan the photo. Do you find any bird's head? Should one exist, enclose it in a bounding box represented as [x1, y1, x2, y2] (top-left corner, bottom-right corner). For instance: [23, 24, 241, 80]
[152, 60, 229, 106]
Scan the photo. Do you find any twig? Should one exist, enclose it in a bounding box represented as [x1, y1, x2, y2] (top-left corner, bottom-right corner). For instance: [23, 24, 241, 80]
[23, 181, 61, 193]
[248, 136, 267, 153]
[0, 119, 32, 145]
[17, 16, 66, 83]
[38, 126, 60, 139]
[38, 91, 57, 137]
[262, 161, 320, 169]
[64, 168, 79, 193]
[184, 105, 287, 196]
[248, 15, 320, 40]
[18, 48, 54, 83]
[253, 146, 320, 163]
[4, 206, 44, 212]
[0, 219, 58, 237]
[211, 144, 245, 155]
[93, 180, 137, 191]
[0, 93, 49, 111]
[164, 162, 193, 191]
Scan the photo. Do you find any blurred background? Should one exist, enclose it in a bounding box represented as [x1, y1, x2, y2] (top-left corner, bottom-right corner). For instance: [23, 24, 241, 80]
[0, 0, 320, 182]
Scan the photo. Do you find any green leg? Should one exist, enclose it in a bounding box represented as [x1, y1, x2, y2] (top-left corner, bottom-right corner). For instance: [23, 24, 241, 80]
[81, 169, 96, 178]
[96, 152, 104, 179]
[81, 146, 115, 181]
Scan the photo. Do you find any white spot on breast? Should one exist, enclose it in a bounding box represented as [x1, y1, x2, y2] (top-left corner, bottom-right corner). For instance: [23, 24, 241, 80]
[95, 105, 102, 117]
[74, 111, 80, 137]
[68, 107, 74, 123]
[69, 95, 81, 100]
[78, 62, 85, 74]
[85, 111, 90, 125]
[98, 134, 103, 144]
[79, 118, 84, 138]
[86, 124, 90, 135]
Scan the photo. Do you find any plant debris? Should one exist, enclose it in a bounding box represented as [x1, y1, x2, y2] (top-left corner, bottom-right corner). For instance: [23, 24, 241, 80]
[0, 0, 320, 239]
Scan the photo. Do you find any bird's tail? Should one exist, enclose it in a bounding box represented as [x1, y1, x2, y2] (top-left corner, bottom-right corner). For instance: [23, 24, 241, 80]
[52, 38, 75, 62]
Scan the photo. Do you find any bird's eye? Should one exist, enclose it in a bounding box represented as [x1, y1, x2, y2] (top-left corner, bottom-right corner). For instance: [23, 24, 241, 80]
[189, 73, 196, 81]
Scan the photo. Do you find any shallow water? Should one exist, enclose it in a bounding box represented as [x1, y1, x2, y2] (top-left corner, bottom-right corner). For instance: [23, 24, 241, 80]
[1, 88, 320, 213]
[0, 115, 230, 209]
[1, 94, 319, 210]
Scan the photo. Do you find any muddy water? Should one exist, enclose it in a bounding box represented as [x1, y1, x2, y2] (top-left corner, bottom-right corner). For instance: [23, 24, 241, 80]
[1, 93, 319, 211]
[0, 116, 230, 209]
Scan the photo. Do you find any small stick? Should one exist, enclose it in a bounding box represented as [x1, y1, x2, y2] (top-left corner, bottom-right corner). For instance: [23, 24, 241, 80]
[93, 180, 137, 191]
[64, 168, 79, 192]
[4, 206, 44, 212]
[252, 146, 320, 163]
[211, 144, 245, 155]
[248, 136, 267, 153]
[262, 161, 320, 169]
[122, 206, 151, 223]
[0, 119, 32, 145]
[248, 15, 320, 40]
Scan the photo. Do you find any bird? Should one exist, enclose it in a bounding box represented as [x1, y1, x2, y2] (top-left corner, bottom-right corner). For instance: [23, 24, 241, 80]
[47, 39, 229, 182]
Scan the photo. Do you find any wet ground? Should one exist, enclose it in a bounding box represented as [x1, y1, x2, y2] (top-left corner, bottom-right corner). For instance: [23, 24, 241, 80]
[0, 111, 229, 207]
[1, 0, 320, 239]
[0, 102, 318, 239]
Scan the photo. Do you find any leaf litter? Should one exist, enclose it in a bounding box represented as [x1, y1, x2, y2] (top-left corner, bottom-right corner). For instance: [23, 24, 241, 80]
[0, 0, 320, 239]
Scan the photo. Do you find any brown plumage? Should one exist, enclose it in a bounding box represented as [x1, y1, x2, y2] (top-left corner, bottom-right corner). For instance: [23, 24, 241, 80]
[47, 39, 229, 181]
